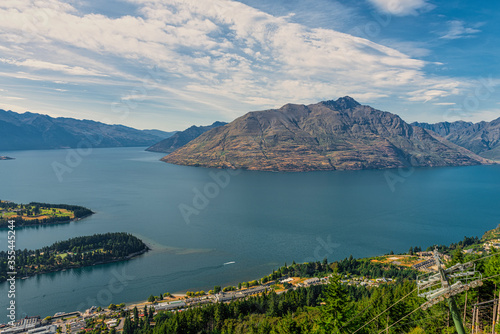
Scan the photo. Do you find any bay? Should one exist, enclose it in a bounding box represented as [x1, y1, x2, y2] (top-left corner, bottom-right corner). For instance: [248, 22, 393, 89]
[0, 147, 499, 322]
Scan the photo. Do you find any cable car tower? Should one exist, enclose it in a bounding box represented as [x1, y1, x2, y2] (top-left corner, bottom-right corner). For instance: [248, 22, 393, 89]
[417, 248, 483, 334]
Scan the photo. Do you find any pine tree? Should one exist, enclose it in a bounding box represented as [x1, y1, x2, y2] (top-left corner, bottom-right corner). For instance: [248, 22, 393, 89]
[317, 270, 354, 333]
[133, 307, 139, 330]
[123, 316, 133, 334]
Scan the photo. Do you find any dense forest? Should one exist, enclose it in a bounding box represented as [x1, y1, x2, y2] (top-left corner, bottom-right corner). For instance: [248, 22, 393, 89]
[0, 232, 147, 281]
[0, 201, 93, 228]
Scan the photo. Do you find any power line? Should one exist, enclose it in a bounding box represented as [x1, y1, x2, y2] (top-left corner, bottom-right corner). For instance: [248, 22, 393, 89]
[376, 304, 422, 334]
[401, 311, 446, 328]
[346, 250, 500, 333]
[351, 287, 418, 334]
[340, 288, 393, 331]
[380, 272, 500, 333]
[467, 250, 500, 265]
[482, 272, 500, 282]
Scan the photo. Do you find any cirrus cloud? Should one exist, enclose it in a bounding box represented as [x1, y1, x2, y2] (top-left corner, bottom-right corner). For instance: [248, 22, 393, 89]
[0, 0, 490, 129]
[366, 0, 434, 16]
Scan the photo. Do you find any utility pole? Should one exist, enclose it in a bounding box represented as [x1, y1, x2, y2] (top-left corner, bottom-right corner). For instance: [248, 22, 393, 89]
[418, 249, 483, 334]
[435, 251, 466, 334]
[463, 290, 468, 324]
[472, 306, 476, 334]
[497, 291, 500, 333]
[475, 307, 480, 333]
[492, 299, 497, 334]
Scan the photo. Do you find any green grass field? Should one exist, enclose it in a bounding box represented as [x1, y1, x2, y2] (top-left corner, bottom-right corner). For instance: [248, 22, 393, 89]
[1, 205, 75, 220]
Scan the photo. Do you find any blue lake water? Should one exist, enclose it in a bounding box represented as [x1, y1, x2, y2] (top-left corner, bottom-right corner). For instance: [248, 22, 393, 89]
[0, 147, 499, 322]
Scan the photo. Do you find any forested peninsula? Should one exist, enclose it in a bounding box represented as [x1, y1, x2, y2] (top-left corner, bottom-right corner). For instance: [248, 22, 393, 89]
[0, 232, 148, 282]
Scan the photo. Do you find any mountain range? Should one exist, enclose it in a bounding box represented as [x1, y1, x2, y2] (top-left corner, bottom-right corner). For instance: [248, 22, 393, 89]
[412, 119, 500, 160]
[146, 121, 227, 153]
[162, 97, 492, 171]
[0, 109, 174, 151]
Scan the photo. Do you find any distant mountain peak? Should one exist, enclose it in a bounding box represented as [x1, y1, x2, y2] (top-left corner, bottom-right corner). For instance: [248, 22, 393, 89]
[0, 109, 173, 151]
[321, 96, 361, 111]
[413, 118, 500, 159]
[146, 121, 227, 154]
[162, 98, 491, 171]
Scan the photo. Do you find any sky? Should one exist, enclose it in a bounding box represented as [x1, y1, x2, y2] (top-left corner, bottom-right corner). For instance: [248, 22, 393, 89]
[0, 0, 499, 131]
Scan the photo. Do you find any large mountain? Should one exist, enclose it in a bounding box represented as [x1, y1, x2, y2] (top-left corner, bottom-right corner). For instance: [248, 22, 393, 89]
[146, 121, 227, 153]
[412, 118, 500, 160]
[0, 109, 173, 151]
[162, 97, 491, 171]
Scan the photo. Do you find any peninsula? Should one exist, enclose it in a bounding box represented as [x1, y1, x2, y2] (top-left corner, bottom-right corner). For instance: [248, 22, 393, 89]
[0, 232, 149, 282]
[0, 201, 93, 228]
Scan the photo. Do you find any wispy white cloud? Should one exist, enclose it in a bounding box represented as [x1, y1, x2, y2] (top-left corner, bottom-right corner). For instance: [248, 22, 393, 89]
[0, 0, 488, 129]
[366, 0, 434, 16]
[440, 20, 482, 40]
[407, 81, 464, 102]
[1, 96, 25, 100]
[0, 58, 108, 76]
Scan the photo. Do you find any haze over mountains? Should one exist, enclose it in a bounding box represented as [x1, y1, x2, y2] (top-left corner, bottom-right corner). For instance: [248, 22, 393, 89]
[163, 97, 492, 171]
[146, 121, 227, 153]
[0, 109, 174, 151]
[413, 119, 500, 160]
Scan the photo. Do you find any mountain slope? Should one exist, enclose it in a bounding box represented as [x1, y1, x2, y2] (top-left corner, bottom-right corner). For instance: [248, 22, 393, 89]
[146, 121, 227, 153]
[411, 121, 473, 137]
[142, 129, 177, 139]
[162, 97, 491, 171]
[413, 118, 500, 160]
[0, 109, 172, 151]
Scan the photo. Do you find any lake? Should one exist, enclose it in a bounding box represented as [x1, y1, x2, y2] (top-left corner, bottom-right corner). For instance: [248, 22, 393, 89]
[0, 147, 499, 322]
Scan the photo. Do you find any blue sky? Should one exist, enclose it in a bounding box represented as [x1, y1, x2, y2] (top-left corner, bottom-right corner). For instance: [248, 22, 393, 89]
[0, 0, 498, 131]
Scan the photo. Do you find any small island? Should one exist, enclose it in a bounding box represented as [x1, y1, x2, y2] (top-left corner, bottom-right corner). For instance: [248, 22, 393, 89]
[0, 232, 149, 282]
[0, 156, 14, 160]
[0, 201, 93, 228]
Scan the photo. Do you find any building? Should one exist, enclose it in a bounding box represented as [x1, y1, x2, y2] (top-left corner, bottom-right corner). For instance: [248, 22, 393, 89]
[413, 258, 435, 270]
[304, 278, 320, 286]
[279, 277, 293, 284]
[0, 317, 41, 334]
[155, 301, 186, 311]
[214, 292, 245, 303]
[240, 286, 266, 296]
[27, 325, 57, 334]
[104, 320, 118, 328]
